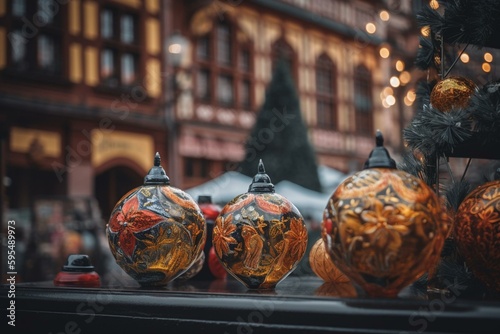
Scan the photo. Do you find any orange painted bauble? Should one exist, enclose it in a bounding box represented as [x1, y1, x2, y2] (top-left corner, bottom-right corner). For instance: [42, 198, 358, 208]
[309, 238, 350, 283]
[430, 76, 476, 112]
[213, 160, 307, 289]
[454, 180, 500, 292]
[322, 131, 448, 297]
[106, 153, 206, 286]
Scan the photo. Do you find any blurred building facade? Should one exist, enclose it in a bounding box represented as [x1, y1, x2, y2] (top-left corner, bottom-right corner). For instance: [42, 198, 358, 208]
[166, 0, 422, 189]
[0, 0, 423, 280]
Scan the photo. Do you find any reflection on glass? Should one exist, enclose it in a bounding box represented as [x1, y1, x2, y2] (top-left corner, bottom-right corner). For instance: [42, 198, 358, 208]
[12, 0, 26, 16]
[216, 23, 231, 65]
[101, 49, 115, 79]
[121, 53, 136, 85]
[197, 69, 210, 101]
[101, 9, 114, 39]
[38, 0, 55, 24]
[38, 35, 55, 70]
[217, 75, 233, 105]
[121, 14, 135, 44]
[11, 30, 26, 65]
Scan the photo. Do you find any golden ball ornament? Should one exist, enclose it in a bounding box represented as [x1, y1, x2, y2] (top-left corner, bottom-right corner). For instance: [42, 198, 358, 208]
[322, 131, 448, 297]
[213, 160, 308, 290]
[106, 153, 206, 286]
[430, 76, 476, 112]
[309, 238, 350, 283]
[454, 179, 500, 292]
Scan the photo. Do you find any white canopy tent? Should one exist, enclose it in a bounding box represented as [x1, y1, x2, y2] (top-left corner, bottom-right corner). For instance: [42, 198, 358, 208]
[185, 166, 347, 222]
[274, 180, 330, 222]
[185, 171, 253, 205]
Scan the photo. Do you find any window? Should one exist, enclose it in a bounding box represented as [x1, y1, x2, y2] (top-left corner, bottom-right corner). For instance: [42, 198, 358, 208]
[354, 65, 373, 134]
[100, 6, 139, 88]
[195, 17, 254, 110]
[5, 0, 63, 76]
[316, 54, 337, 130]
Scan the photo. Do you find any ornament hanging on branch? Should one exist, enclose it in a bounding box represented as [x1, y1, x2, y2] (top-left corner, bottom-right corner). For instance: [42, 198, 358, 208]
[430, 76, 477, 112]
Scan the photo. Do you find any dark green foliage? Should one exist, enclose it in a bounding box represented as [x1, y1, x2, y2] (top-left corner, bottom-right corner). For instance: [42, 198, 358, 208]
[238, 59, 322, 192]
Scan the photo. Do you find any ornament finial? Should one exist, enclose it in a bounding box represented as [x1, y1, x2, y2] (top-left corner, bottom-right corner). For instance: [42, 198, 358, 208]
[154, 152, 161, 167]
[144, 153, 170, 185]
[363, 130, 397, 170]
[248, 159, 274, 193]
[258, 159, 265, 173]
[376, 130, 383, 147]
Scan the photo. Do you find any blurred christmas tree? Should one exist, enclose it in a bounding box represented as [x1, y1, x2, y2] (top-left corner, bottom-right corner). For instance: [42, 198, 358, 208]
[239, 59, 322, 192]
[402, 0, 500, 297]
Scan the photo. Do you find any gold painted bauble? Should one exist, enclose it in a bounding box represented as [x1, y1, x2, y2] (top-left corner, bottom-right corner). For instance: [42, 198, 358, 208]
[454, 180, 500, 292]
[106, 153, 206, 286]
[430, 76, 476, 112]
[309, 238, 350, 283]
[213, 160, 308, 289]
[322, 132, 447, 297]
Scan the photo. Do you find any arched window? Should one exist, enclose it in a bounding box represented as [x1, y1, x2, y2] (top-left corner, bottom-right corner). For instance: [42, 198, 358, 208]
[194, 18, 254, 110]
[316, 54, 337, 129]
[354, 65, 373, 134]
[271, 38, 298, 85]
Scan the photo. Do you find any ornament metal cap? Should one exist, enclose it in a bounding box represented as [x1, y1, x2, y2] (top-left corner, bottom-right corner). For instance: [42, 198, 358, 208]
[248, 159, 275, 193]
[144, 152, 170, 185]
[363, 130, 397, 169]
[62, 254, 95, 272]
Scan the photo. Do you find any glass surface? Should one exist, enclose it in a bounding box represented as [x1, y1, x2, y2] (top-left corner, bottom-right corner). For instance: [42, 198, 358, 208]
[121, 14, 135, 44]
[101, 9, 114, 39]
[121, 53, 136, 85]
[38, 35, 55, 70]
[10, 30, 26, 65]
[12, 0, 26, 16]
[217, 75, 234, 105]
[217, 23, 231, 65]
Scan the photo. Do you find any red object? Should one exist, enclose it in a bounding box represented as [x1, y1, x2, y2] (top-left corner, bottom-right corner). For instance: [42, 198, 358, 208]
[208, 246, 227, 279]
[199, 201, 222, 220]
[54, 271, 101, 288]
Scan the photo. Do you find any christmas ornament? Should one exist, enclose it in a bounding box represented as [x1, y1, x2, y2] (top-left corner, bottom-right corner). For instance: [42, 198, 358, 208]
[213, 159, 307, 289]
[106, 153, 206, 286]
[430, 76, 476, 112]
[309, 238, 350, 283]
[322, 131, 447, 297]
[454, 178, 500, 292]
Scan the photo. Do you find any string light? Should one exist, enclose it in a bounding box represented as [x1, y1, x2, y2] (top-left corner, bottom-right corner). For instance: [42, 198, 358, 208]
[390, 76, 400, 88]
[379, 10, 390, 21]
[386, 95, 396, 106]
[482, 63, 491, 73]
[366, 23, 376, 34]
[460, 53, 470, 63]
[395, 60, 405, 72]
[484, 52, 493, 62]
[399, 71, 411, 85]
[380, 47, 390, 58]
[430, 0, 439, 10]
